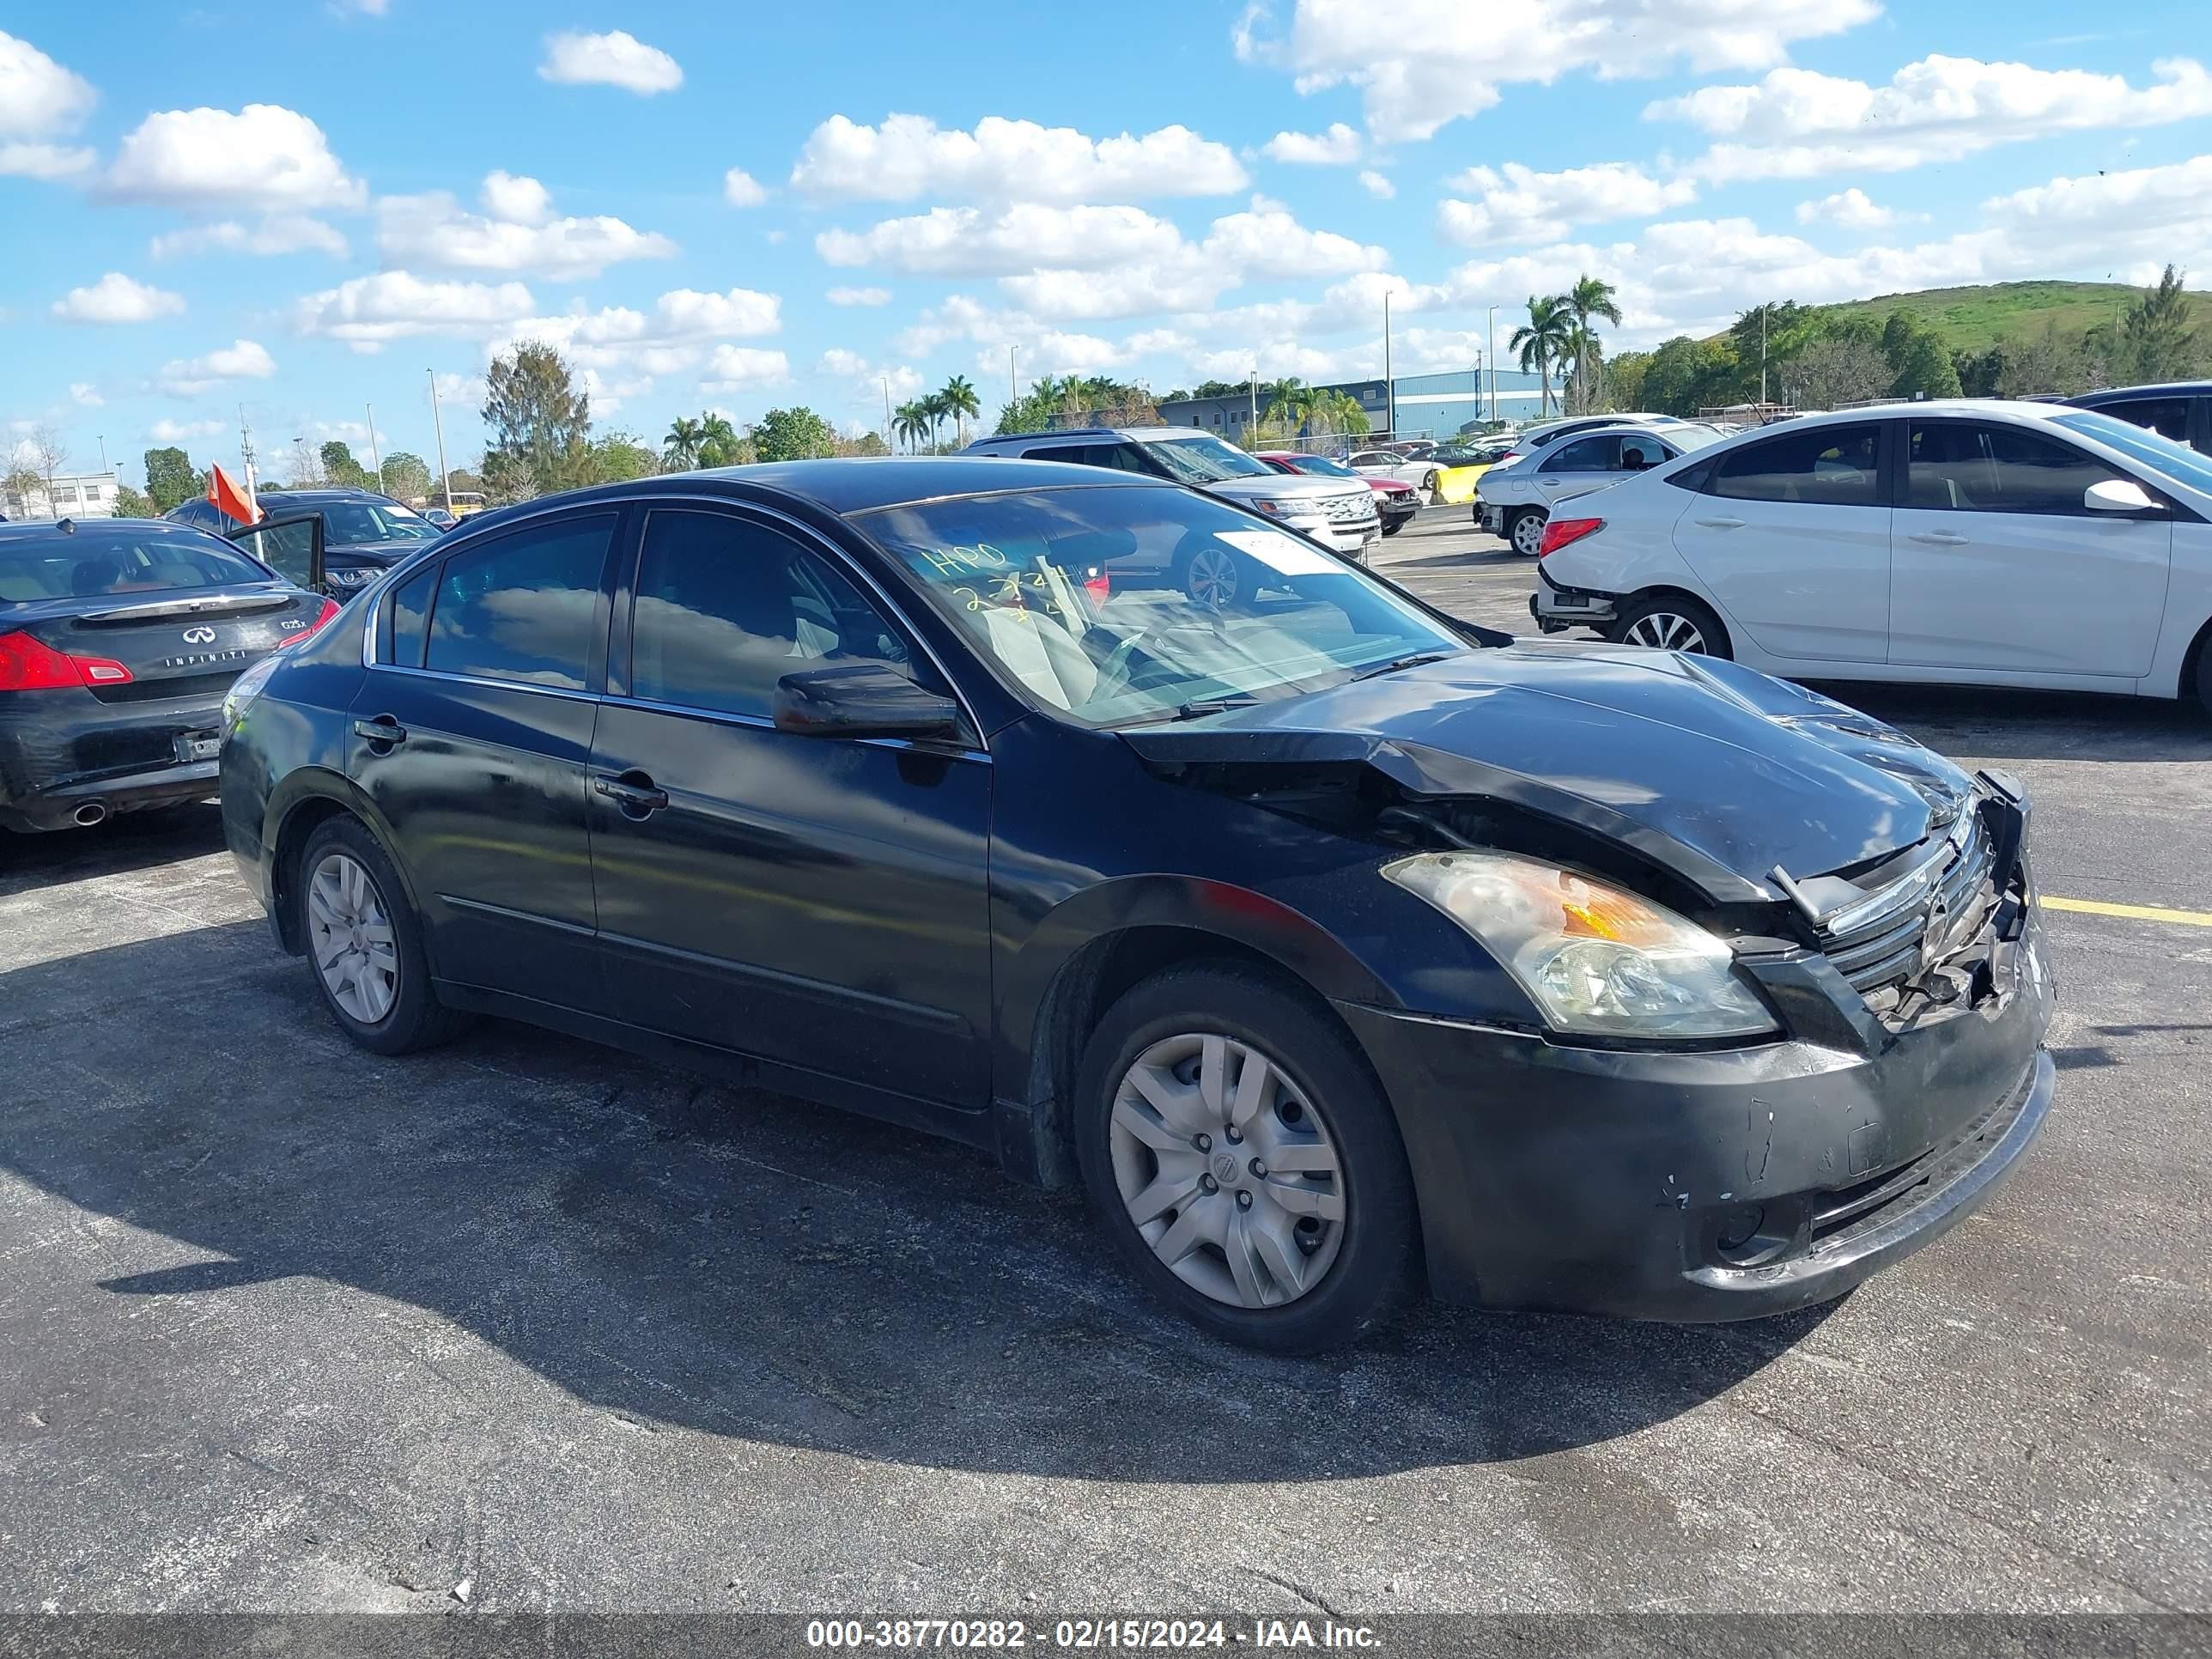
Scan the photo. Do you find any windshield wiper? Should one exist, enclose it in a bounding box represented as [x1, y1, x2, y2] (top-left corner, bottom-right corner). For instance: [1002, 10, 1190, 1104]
[1112, 694, 1263, 727]
[1346, 650, 1457, 683]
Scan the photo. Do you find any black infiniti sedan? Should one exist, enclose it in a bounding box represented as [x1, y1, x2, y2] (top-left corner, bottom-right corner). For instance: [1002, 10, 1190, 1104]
[1, 518, 337, 834]
[218, 459, 2053, 1352]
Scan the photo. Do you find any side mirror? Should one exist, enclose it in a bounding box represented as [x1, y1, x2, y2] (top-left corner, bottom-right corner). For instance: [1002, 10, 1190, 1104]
[2084, 478, 2161, 515]
[772, 663, 961, 741]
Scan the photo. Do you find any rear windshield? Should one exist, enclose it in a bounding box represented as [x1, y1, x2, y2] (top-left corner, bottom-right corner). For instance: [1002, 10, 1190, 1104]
[0, 531, 273, 605]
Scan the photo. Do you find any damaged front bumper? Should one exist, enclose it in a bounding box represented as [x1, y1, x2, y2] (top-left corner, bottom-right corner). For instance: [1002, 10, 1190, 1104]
[1336, 887, 2055, 1322]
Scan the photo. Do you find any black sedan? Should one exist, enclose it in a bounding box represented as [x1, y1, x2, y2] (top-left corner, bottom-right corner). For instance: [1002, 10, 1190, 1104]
[218, 460, 2053, 1352]
[169, 487, 447, 598]
[1, 518, 337, 834]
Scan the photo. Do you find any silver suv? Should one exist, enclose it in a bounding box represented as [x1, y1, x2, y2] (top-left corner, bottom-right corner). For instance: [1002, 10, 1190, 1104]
[965, 427, 1381, 581]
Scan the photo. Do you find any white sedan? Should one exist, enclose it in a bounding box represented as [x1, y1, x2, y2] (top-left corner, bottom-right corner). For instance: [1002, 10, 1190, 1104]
[1345, 447, 1447, 496]
[1530, 399, 2212, 712]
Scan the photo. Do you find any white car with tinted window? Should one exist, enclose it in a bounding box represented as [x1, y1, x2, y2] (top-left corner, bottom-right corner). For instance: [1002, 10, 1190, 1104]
[1530, 401, 2212, 712]
[1480, 422, 1723, 556]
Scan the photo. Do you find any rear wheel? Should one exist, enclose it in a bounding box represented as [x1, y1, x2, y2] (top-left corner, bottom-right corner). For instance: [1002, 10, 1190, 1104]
[1420, 470, 1441, 504]
[1508, 508, 1547, 558]
[298, 817, 466, 1055]
[1176, 541, 1246, 607]
[1611, 592, 1730, 659]
[1075, 963, 1417, 1353]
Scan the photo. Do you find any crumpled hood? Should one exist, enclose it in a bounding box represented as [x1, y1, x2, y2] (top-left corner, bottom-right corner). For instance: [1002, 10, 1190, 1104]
[1120, 644, 1975, 903]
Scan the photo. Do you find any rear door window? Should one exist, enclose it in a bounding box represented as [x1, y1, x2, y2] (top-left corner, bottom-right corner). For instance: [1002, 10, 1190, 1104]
[1905, 422, 2124, 515]
[2094, 397, 2192, 445]
[384, 563, 437, 667]
[1541, 435, 1620, 472]
[1708, 424, 1881, 507]
[423, 514, 615, 690]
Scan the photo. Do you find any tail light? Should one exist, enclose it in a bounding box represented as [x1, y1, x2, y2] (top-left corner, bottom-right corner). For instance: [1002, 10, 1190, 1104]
[274, 598, 341, 648]
[1083, 570, 1111, 605]
[1497, 452, 1522, 465]
[0, 630, 134, 690]
[1537, 518, 1605, 557]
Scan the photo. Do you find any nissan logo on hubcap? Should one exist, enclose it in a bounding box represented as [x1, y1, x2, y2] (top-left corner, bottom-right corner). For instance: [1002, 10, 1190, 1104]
[1211, 1152, 1240, 1185]
[181, 626, 217, 644]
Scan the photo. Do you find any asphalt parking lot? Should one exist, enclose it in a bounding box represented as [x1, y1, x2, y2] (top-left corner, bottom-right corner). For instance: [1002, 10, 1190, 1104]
[3, 506, 2209, 1614]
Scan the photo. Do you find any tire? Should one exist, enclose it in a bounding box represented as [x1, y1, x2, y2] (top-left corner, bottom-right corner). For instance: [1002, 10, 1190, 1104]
[296, 816, 467, 1055]
[1609, 592, 1731, 659]
[2195, 637, 2212, 718]
[1074, 963, 1418, 1354]
[1420, 471, 1440, 505]
[1380, 518, 1404, 537]
[1508, 508, 1547, 558]
[1176, 539, 1247, 607]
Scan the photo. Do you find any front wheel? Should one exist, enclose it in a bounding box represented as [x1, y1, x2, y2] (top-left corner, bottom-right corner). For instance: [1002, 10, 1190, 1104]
[1075, 963, 1417, 1353]
[1420, 471, 1440, 504]
[1380, 517, 1404, 537]
[1176, 541, 1246, 607]
[1508, 508, 1547, 558]
[1610, 592, 1731, 659]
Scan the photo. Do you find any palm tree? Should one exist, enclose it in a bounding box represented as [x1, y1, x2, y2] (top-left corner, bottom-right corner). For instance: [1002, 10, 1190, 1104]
[1562, 275, 1623, 414]
[1263, 377, 1316, 433]
[892, 400, 930, 453]
[939, 374, 981, 447]
[697, 415, 742, 467]
[921, 391, 952, 452]
[663, 415, 705, 470]
[1510, 294, 1575, 418]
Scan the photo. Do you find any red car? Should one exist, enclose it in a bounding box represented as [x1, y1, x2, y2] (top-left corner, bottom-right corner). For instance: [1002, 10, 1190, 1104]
[1256, 452, 1420, 536]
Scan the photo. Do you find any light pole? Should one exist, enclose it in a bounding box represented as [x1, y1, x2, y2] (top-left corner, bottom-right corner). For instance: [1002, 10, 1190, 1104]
[364, 403, 380, 482]
[1486, 305, 1498, 425]
[1009, 345, 1019, 414]
[1382, 292, 1395, 441]
[427, 368, 452, 512]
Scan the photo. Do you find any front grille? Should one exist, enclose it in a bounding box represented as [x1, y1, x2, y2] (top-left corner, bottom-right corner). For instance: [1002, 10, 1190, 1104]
[1323, 491, 1378, 524]
[1820, 810, 1998, 997]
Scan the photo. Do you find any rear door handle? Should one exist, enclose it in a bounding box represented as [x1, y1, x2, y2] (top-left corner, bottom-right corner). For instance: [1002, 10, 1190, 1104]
[1538, 477, 1564, 489]
[1910, 532, 1971, 546]
[1693, 516, 1746, 530]
[352, 716, 406, 746]
[592, 772, 668, 817]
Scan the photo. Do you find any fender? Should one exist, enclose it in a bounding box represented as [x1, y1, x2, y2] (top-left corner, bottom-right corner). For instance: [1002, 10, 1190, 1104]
[258, 765, 427, 956]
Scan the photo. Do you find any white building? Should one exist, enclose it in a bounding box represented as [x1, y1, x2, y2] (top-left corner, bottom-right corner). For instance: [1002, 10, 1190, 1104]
[3, 469, 121, 520]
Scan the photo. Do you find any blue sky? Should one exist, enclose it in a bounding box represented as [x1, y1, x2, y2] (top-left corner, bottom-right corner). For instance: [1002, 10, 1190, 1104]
[4, 1, 2209, 489]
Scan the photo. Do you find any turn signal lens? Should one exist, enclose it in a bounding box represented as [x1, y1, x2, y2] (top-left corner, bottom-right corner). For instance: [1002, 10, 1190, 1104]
[1537, 518, 1605, 557]
[0, 631, 134, 690]
[275, 599, 342, 647]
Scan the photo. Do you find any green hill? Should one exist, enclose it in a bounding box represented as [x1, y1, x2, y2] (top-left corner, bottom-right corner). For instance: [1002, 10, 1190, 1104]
[1801, 280, 2212, 353]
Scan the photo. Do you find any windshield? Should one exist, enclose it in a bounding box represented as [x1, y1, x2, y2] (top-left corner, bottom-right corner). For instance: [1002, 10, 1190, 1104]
[860, 486, 1466, 728]
[1285, 455, 1360, 480]
[1144, 433, 1274, 483]
[2054, 410, 2212, 496]
[318, 501, 442, 545]
[0, 529, 276, 605]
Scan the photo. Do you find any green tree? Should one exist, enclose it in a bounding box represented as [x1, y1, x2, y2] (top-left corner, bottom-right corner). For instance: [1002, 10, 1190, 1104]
[3, 459, 41, 513]
[696, 414, 746, 467]
[142, 447, 203, 513]
[1729, 302, 1815, 403]
[1606, 349, 1650, 412]
[1996, 322, 2101, 398]
[2118, 264, 2202, 383]
[1561, 275, 1624, 415]
[112, 483, 154, 517]
[750, 406, 835, 463]
[1879, 312, 1963, 399]
[663, 416, 706, 470]
[587, 431, 660, 482]
[1638, 334, 1740, 416]
[938, 374, 981, 447]
[893, 400, 931, 452]
[1785, 334, 1893, 410]
[380, 451, 432, 501]
[1510, 294, 1575, 417]
[319, 440, 372, 489]
[481, 340, 592, 500]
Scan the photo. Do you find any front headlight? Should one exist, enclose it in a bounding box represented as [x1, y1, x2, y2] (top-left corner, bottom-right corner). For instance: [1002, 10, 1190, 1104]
[325, 565, 375, 589]
[1382, 851, 1779, 1040]
[222, 653, 283, 732]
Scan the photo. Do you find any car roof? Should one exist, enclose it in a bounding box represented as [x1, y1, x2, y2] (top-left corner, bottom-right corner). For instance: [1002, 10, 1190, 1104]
[256, 487, 400, 504]
[2069, 381, 2212, 401]
[1761, 398, 2080, 429]
[0, 515, 228, 544]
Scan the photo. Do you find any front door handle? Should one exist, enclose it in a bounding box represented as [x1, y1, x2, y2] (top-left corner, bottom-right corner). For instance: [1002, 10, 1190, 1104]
[1910, 532, 1972, 546]
[352, 716, 406, 747]
[593, 771, 668, 817]
[1694, 516, 1746, 530]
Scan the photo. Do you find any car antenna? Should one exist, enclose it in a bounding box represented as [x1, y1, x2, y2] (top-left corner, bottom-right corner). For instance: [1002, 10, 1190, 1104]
[57, 517, 76, 534]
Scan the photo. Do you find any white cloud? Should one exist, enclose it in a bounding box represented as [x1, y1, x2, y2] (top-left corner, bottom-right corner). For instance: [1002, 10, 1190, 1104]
[1437, 161, 1698, 246]
[155, 339, 276, 395]
[1202, 193, 1389, 274]
[149, 417, 227, 442]
[722, 167, 767, 207]
[480, 170, 550, 225]
[377, 172, 677, 278]
[486, 287, 784, 383]
[0, 30, 94, 139]
[0, 142, 94, 179]
[700, 345, 792, 393]
[70, 384, 102, 408]
[1236, 0, 1880, 143]
[296, 271, 537, 350]
[790, 112, 1248, 202]
[819, 348, 924, 410]
[52, 272, 186, 325]
[818, 203, 1186, 276]
[106, 104, 363, 210]
[826, 285, 891, 307]
[1794, 187, 1918, 229]
[1262, 123, 1361, 165]
[1358, 169, 1395, 200]
[1981, 154, 2212, 279]
[1655, 54, 2212, 181]
[433, 371, 488, 407]
[150, 216, 349, 259]
[895, 296, 1127, 376]
[538, 30, 683, 95]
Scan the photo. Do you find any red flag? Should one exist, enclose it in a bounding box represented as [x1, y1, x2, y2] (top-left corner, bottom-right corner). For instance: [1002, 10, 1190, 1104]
[209, 464, 258, 526]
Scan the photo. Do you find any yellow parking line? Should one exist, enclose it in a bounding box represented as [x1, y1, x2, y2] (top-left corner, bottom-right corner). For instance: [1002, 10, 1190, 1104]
[2045, 896, 2212, 928]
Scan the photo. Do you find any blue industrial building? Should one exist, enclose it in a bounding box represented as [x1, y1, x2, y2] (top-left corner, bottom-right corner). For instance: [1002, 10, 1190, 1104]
[1157, 367, 1552, 441]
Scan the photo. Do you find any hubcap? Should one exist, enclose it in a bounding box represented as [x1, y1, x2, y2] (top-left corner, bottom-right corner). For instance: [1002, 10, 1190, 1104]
[307, 852, 399, 1025]
[1188, 547, 1239, 607]
[1107, 1033, 1346, 1310]
[1623, 611, 1709, 653]
[1511, 514, 1544, 556]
